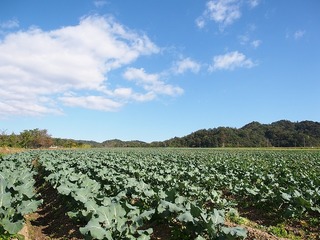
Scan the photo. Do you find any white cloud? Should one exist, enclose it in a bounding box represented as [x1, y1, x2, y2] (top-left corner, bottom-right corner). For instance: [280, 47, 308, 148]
[197, 0, 260, 30]
[106, 87, 156, 102]
[173, 58, 201, 74]
[0, 15, 162, 116]
[247, 0, 260, 8]
[294, 30, 306, 40]
[123, 68, 184, 96]
[197, 0, 241, 30]
[0, 92, 61, 117]
[60, 95, 122, 111]
[210, 51, 256, 71]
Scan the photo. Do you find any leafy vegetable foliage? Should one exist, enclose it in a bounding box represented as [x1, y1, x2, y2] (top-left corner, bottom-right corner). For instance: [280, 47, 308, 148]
[0, 153, 42, 235]
[3, 148, 319, 239]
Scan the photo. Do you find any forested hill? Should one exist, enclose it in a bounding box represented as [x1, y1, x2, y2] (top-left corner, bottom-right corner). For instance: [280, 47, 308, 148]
[158, 120, 320, 148]
[1, 120, 320, 148]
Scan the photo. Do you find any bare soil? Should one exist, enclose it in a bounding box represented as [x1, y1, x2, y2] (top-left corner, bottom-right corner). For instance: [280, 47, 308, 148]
[19, 195, 294, 240]
[22, 174, 84, 240]
[15, 168, 318, 240]
[0, 147, 24, 155]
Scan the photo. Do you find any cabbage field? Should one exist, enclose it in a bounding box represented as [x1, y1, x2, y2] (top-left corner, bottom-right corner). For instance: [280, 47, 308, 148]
[1, 148, 319, 239]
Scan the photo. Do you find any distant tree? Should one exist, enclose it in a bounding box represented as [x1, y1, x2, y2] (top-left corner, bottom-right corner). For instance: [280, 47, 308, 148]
[0, 130, 9, 147]
[19, 130, 33, 148]
[19, 129, 53, 148]
[8, 133, 19, 147]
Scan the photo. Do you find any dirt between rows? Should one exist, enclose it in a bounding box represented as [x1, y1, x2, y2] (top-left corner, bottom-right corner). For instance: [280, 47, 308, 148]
[17, 183, 290, 240]
[0, 147, 24, 155]
[20, 176, 84, 240]
[19, 220, 290, 240]
[20, 215, 288, 240]
[15, 164, 300, 240]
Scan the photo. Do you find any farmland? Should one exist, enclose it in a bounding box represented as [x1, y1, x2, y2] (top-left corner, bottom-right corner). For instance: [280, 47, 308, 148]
[1, 148, 320, 239]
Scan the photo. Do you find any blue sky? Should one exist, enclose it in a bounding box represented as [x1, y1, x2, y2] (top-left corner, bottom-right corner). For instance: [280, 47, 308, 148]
[0, 0, 319, 142]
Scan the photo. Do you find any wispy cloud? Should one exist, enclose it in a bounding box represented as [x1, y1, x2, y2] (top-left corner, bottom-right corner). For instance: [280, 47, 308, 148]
[195, 18, 206, 29]
[238, 33, 250, 45]
[286, 29, 306, 40]
[0, 15, 162, 116]
[172, 58, 201, 74]
[93, 0, 108, 8]
[60, 95, 122, 111]
[123, 68, 184, 97]
[294, 30, 306, 40]
[247, 0, 260, 9]
[0, 19, 19, 29]
[239, 33, 262, 48]
[209, 51, 256, 71]
[238, 24, 262, 49]
[251, 39, 262, 48]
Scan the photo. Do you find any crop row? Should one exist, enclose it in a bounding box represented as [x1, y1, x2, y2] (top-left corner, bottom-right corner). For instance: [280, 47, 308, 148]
[1, 149, 319, 239]
[0, 152, 42, 235]
[38, 149, 247, 239]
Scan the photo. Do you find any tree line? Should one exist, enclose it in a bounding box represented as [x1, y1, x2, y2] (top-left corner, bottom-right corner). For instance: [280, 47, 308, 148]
[102, 120, 320, 148]
[1, 120, 320, 149]
[0, 128, 89, 149]
[159, 120, 320, 148]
